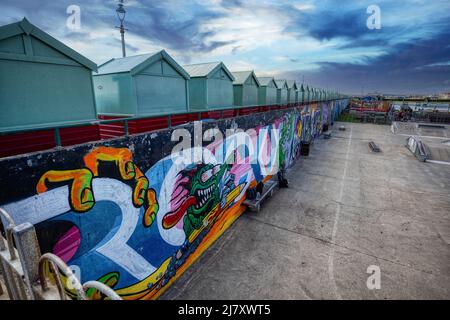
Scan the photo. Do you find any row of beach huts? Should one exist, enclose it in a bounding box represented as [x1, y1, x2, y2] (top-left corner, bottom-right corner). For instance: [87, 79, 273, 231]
[0, 18, 346, 157]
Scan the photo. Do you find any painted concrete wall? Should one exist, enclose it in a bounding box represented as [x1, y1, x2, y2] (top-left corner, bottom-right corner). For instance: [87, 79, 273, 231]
[0, 102, 347, 300]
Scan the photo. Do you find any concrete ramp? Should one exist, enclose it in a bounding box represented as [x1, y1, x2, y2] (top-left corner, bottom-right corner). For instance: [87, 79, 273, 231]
[394, 122, 450, 164]
[393, 122, 449, 138]
[423, 141, 450, 163]
[418, 124, 448, 138]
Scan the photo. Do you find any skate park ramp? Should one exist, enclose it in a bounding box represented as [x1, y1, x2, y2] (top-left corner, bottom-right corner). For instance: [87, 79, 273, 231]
[392, 122, 449, 138]
[423, 140, 450, 163]
[393, 122, 450, 163]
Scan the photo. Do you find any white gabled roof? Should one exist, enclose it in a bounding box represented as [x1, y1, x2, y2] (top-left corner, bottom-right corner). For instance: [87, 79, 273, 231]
[257, 77, 278, 88]
[0, 18, 97, 71]
[231, 70, 261, 86]
[183, 61, 235, 80]
[275, 79, 288, 89]
[95, 50, 190, 79]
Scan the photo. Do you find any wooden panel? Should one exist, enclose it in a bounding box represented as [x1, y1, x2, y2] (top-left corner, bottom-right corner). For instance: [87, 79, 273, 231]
[128, 117, 169, 134]
[60, 125, 101, 146]
[171, 113, 199, 126]
[0, 130, 55, 158]
[98, 115, 127, 139]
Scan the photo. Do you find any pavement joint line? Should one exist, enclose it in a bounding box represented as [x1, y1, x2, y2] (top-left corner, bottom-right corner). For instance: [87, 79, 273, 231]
[327, 126, 353, 300]
[241, 214, 441, 278]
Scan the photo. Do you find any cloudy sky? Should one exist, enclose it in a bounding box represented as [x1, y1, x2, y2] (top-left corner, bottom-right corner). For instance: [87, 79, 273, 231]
[2, 0, 450, 95]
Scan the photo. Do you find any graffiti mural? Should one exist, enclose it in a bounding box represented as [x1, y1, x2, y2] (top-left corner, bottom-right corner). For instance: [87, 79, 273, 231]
[0, 105, 344, 300]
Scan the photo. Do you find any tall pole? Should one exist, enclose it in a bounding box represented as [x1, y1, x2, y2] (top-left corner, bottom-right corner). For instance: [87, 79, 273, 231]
[120, 25, 126, 58]
[116, 0, 127, 57]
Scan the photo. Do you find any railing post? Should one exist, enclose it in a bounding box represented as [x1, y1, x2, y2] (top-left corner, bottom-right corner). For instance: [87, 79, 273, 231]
[124, 120, 129, 136]
[0, 260, 18, 299]
[13, 222, 42, 300]
[54, 128, 61, 147]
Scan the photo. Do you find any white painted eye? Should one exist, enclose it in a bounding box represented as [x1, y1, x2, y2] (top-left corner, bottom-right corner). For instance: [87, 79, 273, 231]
[201, 169, 213, 183]
[212, 165, 221, 175]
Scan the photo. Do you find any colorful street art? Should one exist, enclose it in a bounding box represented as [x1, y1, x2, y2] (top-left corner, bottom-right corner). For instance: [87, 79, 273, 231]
[0, 103, 347, 300]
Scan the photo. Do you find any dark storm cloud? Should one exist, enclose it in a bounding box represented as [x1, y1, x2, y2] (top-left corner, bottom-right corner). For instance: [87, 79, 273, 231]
[1, 0, 450, 94]
[282, 29, 450, 95]
[125, 3, 232, 52]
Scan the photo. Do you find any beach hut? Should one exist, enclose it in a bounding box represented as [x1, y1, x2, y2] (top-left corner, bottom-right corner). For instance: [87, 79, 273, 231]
[232, 70, 260, 107]
[183, 62, 235, 111]
[257, 77, 279, 106]
[299, 84, 305, 104]
[311, 88, 317, 102]
[93, 50, 189, 117]
[275, 80, 288, 105]
[286, 80, 298, 105]
[306, 86, 313, 102]
[0, 18, 97, 131]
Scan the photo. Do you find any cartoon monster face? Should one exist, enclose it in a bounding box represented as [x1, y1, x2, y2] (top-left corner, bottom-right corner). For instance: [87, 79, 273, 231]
[162, 163, 231, 237]
[187, 164, 225, 216]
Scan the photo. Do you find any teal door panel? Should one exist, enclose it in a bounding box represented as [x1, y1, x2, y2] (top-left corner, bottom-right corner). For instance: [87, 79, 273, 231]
[135, 75, 188, 115]
[1, 60, 96, 130]
[93, 73, 136, 115]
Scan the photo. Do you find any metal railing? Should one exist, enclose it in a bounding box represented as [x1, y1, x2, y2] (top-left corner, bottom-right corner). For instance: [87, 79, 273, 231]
[0, 207, 122, 300]
[0, 100, 345, 146]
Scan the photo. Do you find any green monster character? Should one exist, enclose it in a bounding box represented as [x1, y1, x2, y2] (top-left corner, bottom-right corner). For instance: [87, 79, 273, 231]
[278, 114, 294, 170]
[162, 163, 234, 239]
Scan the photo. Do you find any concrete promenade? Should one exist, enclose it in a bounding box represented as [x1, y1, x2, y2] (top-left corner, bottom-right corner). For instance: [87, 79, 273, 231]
[162, 122, 450, 300]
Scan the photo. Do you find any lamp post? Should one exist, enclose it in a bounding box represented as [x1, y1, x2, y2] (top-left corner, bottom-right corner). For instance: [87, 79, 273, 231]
[116, 0, 127, 57]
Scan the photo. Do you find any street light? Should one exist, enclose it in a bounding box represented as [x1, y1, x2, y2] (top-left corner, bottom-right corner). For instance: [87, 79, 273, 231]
[116, 0, 127, 57]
